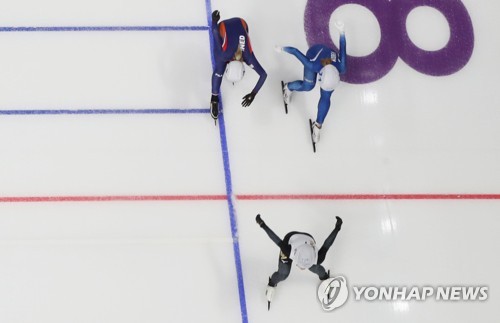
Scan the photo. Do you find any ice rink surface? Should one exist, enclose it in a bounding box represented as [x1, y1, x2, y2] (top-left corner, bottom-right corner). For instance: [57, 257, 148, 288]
[0, 0, 499, 322]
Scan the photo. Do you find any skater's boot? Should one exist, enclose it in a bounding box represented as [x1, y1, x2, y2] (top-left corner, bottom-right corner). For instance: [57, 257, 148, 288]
[283, 83, 292, 105]
[312, 121, 322, 143]
[266, 277, 276, 310]
[210, 95, 219, 120]
[266, 285, 275, 303]
[266, 285, 275, 310]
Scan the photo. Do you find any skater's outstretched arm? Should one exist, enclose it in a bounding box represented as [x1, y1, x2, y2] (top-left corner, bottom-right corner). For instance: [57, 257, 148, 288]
[282, 46, 315, 70]
[256, 214, 283, 246]
[336, 34, 347, 74]
[244, 53, 267, 95]
[317, 216, 343, 264]
[334, 20, 346, 75]
[241, 52, 267, 107]
[211, 10, 222, 50]
[210, 10, 225, 95]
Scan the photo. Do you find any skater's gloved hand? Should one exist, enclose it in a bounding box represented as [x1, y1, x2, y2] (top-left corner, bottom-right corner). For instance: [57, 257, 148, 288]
[274, 45, 284, 53]
[256, 214, 265, 227]
[212, 10, 220, 24]
[280, 46, 294, 55]
[242, 92, 256, 107]
[335, 216, 343, 231]
[334, 20, 345, 34]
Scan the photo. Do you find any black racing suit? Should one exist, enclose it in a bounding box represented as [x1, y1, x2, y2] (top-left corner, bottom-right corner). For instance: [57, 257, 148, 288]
[260, 223, 341, 287]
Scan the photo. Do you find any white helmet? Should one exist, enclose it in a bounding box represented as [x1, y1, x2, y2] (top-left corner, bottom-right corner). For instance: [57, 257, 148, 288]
[225, 61, 245, 83]
[318, 64, 340, 91]
[294, 243, 317, 269]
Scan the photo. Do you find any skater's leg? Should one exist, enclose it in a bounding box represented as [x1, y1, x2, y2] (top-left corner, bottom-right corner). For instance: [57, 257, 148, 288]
[287, 68, 317, 92]
[269, 253, 292, 287]
[316, 89, 333, 125]
[311, 89, 333, 143]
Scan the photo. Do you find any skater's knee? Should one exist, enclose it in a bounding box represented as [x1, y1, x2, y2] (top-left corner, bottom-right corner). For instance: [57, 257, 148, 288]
[302, 80, 315, 91]
[278, 271, 290, 282]
[290, 79, 315, 92]
[269, 271, 290, 286]
[277, 272, 289, 282]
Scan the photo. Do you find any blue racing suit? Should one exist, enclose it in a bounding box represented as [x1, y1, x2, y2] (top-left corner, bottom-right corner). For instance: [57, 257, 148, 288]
[283, 34, 346, 124]
[211, 18, 267, 96]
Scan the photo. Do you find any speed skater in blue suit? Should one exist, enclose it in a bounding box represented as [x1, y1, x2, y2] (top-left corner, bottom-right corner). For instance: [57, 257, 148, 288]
[278, 20, 346, 144]
[210, 10, 267, 121]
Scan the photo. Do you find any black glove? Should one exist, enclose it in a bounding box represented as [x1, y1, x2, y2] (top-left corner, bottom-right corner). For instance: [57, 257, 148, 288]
[212, 10, 220, 24]
[335, 216, 343, 231]
[256, 214, 265, 227]
[242, 92, 256, 107]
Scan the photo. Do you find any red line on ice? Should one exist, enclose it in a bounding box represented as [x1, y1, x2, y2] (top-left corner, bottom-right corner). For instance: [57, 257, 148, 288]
[236, 194, 500, 200]
[2, 194, 500, 203]
[0, 195, 227, 202]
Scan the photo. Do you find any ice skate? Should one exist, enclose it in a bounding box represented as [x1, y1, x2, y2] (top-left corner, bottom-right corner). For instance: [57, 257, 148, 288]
[282, 82, 292, 105]
[266, 285, 275, 310]
[210, 101, 218, 119]
[308, 119, 317, 153]
[210, 95, 219, 124]
[312, 121, 321, 143]
[281, 81, 291, 114]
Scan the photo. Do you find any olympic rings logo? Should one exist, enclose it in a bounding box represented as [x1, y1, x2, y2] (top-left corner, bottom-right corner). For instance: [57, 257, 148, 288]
[304, 0, 475, 84]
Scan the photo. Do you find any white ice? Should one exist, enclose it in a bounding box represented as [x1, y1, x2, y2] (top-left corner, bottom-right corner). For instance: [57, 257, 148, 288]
[0, 0, 499, 322]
